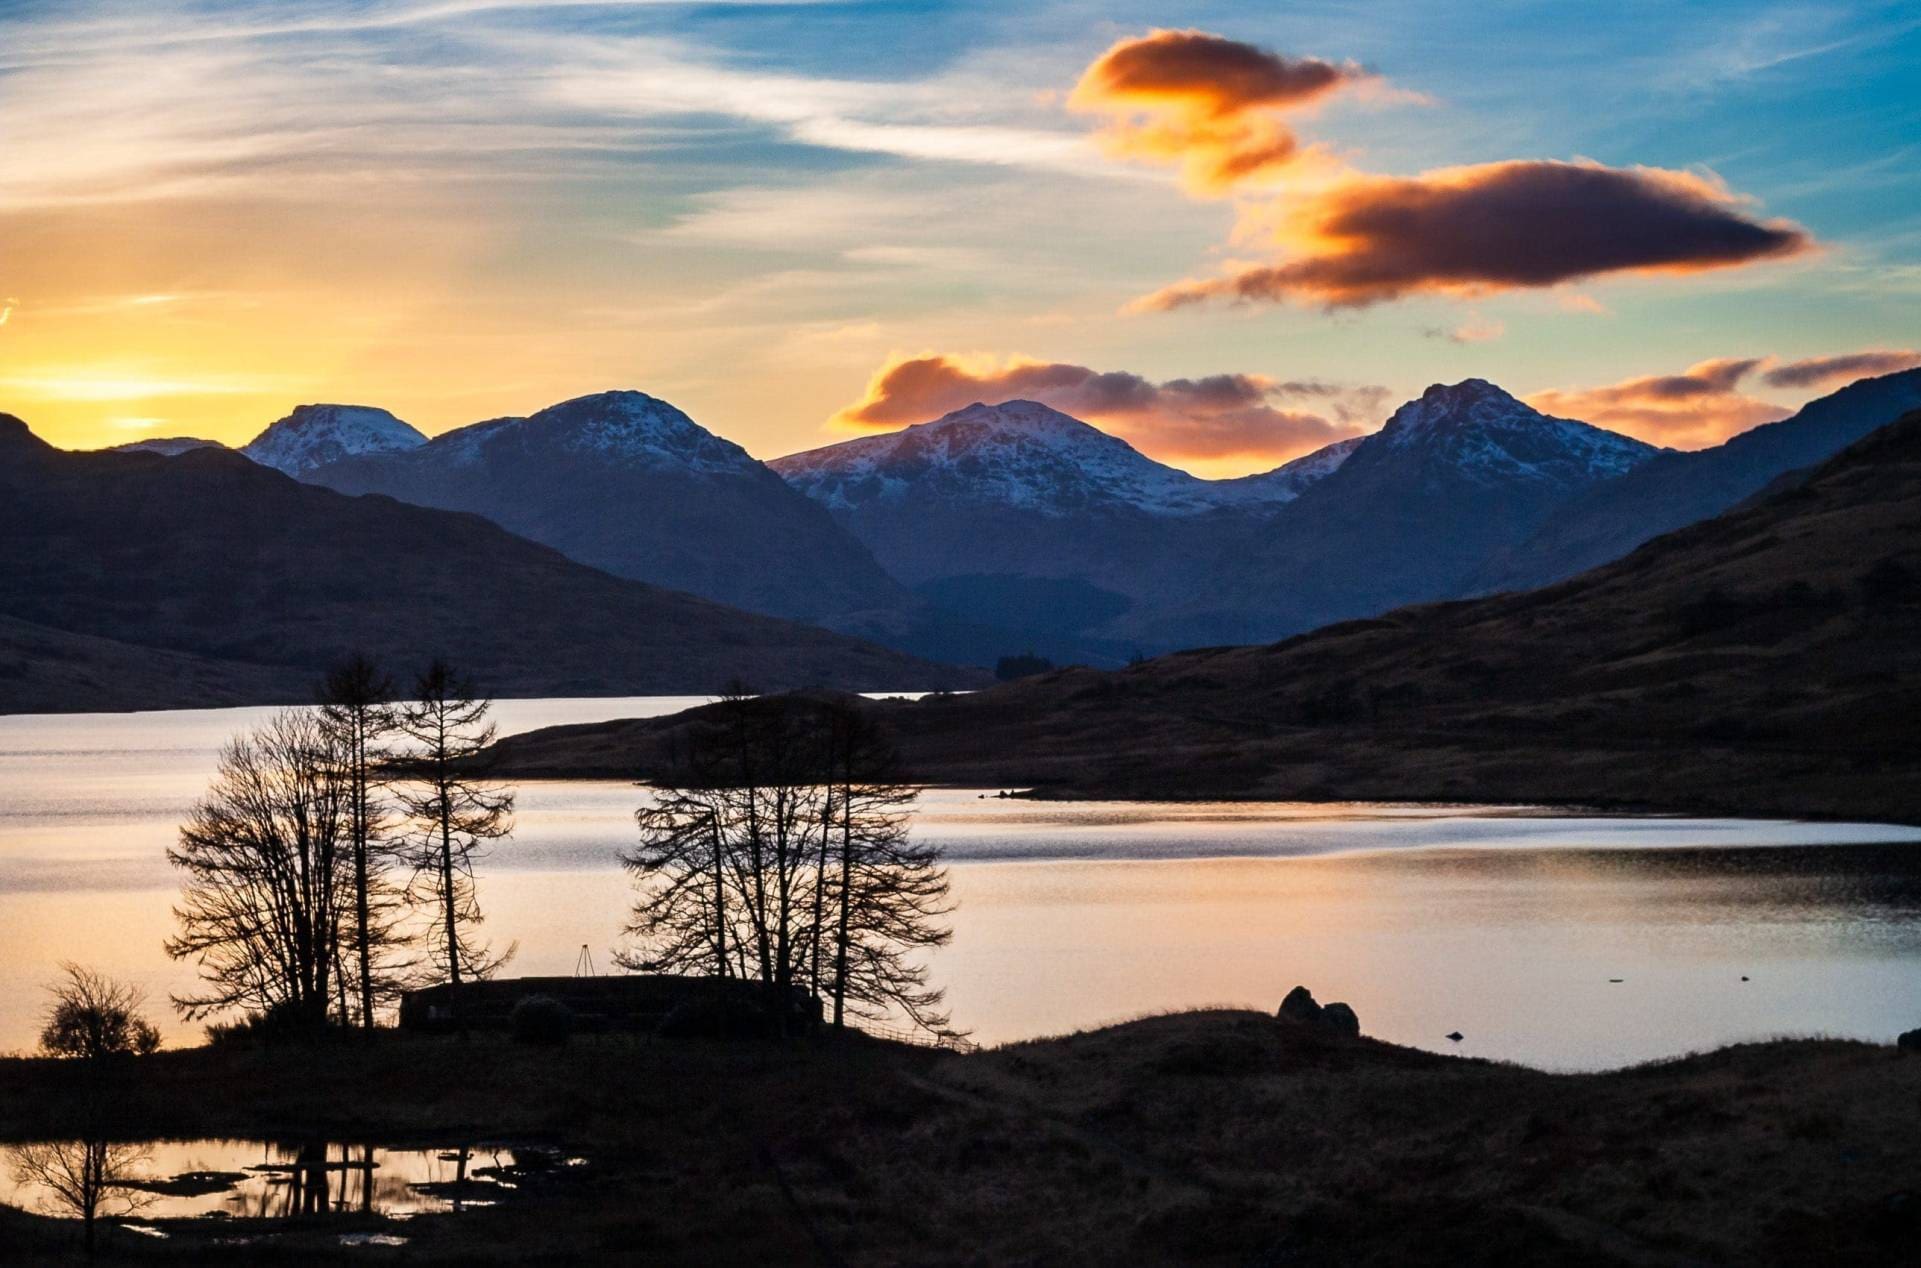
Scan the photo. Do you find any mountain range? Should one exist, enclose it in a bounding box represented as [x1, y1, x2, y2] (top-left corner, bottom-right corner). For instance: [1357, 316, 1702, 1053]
[295, 391, 912, 627]
[1478, 367, 1921, 592]
[489, 405, 1921, 824]
[0, 415, 978, 713]
[775, 382, 1661, 648]
[73, 365, 1921, 676]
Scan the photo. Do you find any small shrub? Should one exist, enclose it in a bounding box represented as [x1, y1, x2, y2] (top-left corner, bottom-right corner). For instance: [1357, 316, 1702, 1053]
[40, 964, 161, 1060]
[204, 998, 341, 1047]
[512, 994, 574, 1046]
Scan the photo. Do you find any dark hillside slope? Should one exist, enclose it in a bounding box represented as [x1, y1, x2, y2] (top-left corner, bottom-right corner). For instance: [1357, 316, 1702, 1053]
[0, 415, 979, 712]
[493, 412, 1921, 822]
[1482, 367, 1921, 592]
[308, 391, 913, 625]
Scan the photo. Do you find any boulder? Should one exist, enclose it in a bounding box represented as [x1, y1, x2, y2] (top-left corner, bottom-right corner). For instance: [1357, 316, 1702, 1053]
[1277, 987, 1362, 1038]
[1278, 986, 1323, 1024]
[1899, 1028, 1921, 1053]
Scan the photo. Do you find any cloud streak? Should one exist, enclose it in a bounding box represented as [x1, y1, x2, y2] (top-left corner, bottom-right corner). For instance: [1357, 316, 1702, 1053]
[1762, 348, 1921, 389]
[827, 353, 1373, 473]
[1067, 29, 1368, 194]
[1528, 356, 1791, 449]
[1061, 30, 1815, 312]
[1137, 161, 1813, 310]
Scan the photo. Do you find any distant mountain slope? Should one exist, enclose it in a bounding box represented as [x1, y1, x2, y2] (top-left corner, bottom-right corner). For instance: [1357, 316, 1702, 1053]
[305, 391, 911, 625]
[105, 436, 227, 456]
[1157, 380, 1659, 645]
[1209, 435, 1364, 502]
[1482, 367, 1921, 592]
[0, 413, 979, 713]
[774, 399, 1283, 518]
[0, 613, 305, 713]
[241, 403, 427, 475]
[772, 387, 1656, 652]
[770, 400, 1362, 646]
[494, 410, 1921, 822]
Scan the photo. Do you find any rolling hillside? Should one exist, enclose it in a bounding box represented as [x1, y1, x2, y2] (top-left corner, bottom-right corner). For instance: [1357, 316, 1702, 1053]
[494, 411, 1921, 822]
[0, 414, 981, 713]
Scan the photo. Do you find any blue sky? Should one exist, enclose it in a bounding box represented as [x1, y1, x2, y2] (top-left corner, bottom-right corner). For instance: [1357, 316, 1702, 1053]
[1, 0, 1916, 471]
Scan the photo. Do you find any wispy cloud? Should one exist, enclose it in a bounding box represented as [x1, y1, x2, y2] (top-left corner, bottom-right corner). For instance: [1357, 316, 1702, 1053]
[1060, 29, 1816, 314]
[1763, 348, 1921, 389]
[0, 2, 1101, 210]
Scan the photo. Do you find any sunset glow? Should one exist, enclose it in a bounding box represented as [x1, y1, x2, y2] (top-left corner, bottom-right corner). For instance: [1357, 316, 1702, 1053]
[2, 2, 1917, 464]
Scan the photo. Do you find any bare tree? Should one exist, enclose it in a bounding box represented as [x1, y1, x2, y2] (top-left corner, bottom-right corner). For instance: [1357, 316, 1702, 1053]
[619, 693, 956, 1038]
[816, 702, 953, 1036]
[390, 659, 515, 1021]
[166, 709, 350, 1031]
[8, 1140, 154, 1258]
[40, 964, 160, 1060]
[317, 653, 409, 1029]
[617, 689, 823, 1021]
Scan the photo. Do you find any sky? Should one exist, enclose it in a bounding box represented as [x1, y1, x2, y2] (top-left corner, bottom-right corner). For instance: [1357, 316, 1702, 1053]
[2, 0, 1919, 476]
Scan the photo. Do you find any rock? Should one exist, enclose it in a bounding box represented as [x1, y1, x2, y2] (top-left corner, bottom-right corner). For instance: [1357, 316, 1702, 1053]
[1277, 987, 1362, 1038]
[1898, 1028, 1921, 1052]
[1277, 986, 1323, 1024]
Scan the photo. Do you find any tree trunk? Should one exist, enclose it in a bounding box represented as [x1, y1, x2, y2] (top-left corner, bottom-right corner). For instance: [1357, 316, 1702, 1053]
[832, 774, 854, 1029]
[438, 711, 462, 1030]
[353, 715, 374, 1029]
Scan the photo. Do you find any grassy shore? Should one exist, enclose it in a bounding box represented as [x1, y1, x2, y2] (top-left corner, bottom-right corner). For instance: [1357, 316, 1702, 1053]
[3, 1010, 1918, 1264]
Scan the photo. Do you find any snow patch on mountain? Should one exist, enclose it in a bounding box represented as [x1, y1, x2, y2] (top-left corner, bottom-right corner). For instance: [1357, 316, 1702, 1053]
[1210, 435, 1366, 504]
[431, 391, 761, 478]
[773, 399, 1288, 517]
[1371, 379, 1656, 487]
[242, 405, 426, 476]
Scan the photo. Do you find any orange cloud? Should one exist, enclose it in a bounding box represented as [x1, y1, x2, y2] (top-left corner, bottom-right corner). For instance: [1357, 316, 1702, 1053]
[1067, 29, 1367, 194]
[1527, 357, 1790, 449]
[1137, 161, 1813, 310]
[829, 353, 1375, 474]
[1762, 348, 1921, 390]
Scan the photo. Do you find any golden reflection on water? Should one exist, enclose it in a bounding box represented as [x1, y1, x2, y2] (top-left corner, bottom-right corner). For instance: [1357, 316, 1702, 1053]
[0, 1139, 527, 1220]
[4, 704, 1921, 1069]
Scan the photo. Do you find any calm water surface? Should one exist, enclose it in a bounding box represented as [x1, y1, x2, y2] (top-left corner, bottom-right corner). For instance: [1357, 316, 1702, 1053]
[0, 1138, 571, 1221]
[4, 699, 1920, 1070]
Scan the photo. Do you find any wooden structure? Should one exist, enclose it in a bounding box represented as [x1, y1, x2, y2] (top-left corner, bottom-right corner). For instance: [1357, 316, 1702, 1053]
[398, 973, 820, 1034]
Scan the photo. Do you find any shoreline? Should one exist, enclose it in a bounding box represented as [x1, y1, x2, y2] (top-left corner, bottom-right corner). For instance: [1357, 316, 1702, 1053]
[3, 1010, 1917, 1263]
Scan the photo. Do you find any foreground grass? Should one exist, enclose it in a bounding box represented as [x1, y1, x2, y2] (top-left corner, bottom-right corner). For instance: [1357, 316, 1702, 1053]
[1, 1012, 1917, 1264]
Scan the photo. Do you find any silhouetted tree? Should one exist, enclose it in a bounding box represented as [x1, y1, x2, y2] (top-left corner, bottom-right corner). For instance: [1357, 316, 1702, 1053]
[816, 702, 953, 1035]
[619, 688, 821, 1027]
[8, 1140, 153, 1258]
[390, 660, 515, 1021]
[40, 964, 160, 1060]
[620, 693, 956, 1038]
[166, 710, 350, 1031]
[317, 653, 408, 1029]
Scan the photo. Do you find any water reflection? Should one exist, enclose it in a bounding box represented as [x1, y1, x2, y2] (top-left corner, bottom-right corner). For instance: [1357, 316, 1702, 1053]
[6, 1139, 155, 1254]
[0, 1140, 570, 1221]
[5, 701, 1921, 1068]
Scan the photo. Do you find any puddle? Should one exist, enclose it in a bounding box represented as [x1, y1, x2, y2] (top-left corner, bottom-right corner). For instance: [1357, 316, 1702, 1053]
[1, 1139, 583, 1222]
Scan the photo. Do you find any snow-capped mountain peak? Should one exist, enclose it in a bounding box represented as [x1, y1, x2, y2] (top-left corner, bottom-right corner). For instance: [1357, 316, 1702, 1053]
[423, 391, 760, 479]
[241, 405, 426, 476]
[1369, 379, 1656, 486]
[772, 399, 1236, 517]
